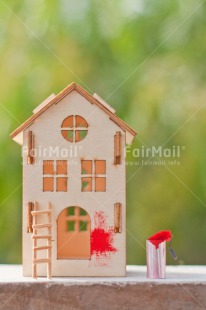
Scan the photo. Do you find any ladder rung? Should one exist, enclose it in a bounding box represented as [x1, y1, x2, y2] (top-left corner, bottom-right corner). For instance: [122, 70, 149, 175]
[31, 210, 51, 215]
[33, 259, 51, 264]
[32, 235, 52, 239]
[33, 246, 52, 251]
[32, 223, 52, 229]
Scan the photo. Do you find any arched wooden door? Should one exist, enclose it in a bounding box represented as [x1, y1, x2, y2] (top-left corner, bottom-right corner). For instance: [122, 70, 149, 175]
[57, 206, 91, 259]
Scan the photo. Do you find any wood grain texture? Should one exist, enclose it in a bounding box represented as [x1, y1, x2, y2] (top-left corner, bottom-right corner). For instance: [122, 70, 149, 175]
[1, 282, 205, 310]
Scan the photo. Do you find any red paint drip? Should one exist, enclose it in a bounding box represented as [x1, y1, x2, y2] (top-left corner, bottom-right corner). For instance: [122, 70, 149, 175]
[94, 210, 106, 229]
[91, 211, 117, 256]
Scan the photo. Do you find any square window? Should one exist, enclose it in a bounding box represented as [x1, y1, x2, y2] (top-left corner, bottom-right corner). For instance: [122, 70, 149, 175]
[95, 160, 106, 174]
[81, 160, 92, 174]
[56, 177, 67, 192]
[95, 177, 106, 192]
[57, 160, 67, 175]
[79, 221, 87, 231]
[67, 221, 75, 231]
[43, 160, 54, 175]
[43, 177, 54, 192]
[67, 207, 75, 216]
[81, 177, 92, 192]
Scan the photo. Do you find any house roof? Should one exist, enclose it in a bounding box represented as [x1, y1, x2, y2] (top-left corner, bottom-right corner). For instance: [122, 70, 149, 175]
[10, 82, 137, 145]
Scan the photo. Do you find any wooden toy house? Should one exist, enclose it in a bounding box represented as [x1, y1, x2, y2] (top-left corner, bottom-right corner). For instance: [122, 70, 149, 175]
[10, 82, 136, 278]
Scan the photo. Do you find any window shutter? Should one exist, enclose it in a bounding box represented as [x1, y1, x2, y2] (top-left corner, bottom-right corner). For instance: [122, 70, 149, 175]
[114, 131, 122, 165]
[27, 202, 34, 233]
[27, 131, 35, 164]
[114, 203, 121, 233]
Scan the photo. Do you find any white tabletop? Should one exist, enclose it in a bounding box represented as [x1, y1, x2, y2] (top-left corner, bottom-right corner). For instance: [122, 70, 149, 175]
[0, 265, 205, 283]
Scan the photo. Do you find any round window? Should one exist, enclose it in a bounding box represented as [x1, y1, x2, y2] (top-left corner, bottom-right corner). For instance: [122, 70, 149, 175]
[61, 115, 88, 142]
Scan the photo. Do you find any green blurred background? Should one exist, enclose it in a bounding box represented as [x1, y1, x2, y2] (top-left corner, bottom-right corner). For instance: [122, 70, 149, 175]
[0, 0, 206, 265]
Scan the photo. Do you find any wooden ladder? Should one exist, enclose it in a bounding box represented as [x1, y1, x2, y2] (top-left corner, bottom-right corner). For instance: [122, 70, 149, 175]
[31, 202, 52, 279]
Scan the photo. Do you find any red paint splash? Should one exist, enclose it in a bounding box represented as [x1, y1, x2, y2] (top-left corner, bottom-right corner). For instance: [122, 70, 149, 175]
[91, 211, 117, 256]
[91, 228, 117, 255]
[94, 210, 106, 229]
